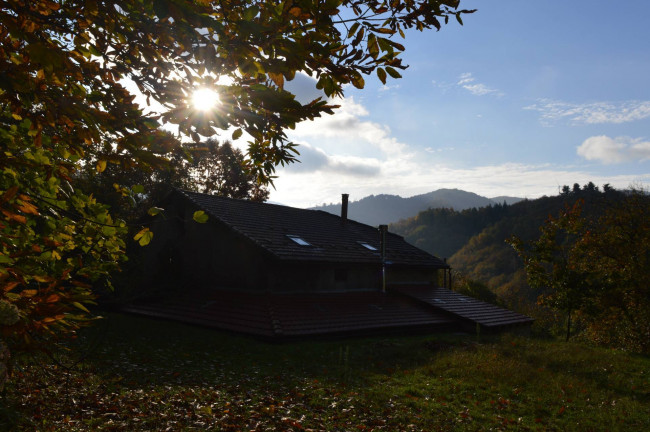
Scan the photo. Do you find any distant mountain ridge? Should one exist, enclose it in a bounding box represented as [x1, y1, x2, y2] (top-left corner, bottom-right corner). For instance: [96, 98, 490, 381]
[310, 188, 523, 226]
[389, 185, 633, 311]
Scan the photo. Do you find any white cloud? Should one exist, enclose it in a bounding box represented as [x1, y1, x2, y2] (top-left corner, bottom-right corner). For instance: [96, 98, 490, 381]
[286, 143, 381, 176]
[432, 79, 454, 94]
[425, 146, 455, 153]
[457, 73, 473, 85]
[457, 73, 502, 96]
[525, 99, 650, 125]
[269, 94, 649, 209]
[289, 96, 410, 157]
[271, 159, 650, 208]
[577, 135, 650, 164]
[379, 84, 401, 93]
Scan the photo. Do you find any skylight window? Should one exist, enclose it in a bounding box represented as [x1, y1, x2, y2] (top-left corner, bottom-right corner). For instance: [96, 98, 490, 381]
[287, 235, 311, 246]
[358, 242, 377, 251]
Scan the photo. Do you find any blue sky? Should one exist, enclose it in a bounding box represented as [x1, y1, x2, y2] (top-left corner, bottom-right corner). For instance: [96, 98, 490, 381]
[269, 0, 650, 208]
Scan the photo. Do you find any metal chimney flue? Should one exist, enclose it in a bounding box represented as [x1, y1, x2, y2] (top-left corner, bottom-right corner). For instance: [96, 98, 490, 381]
[341, 193, 349, 225]
[379, 224, 388, 293]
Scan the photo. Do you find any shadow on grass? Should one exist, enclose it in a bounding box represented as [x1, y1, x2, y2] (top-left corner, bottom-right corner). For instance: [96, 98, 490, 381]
[6, 313, 650, 431]
[67, 312, 474, 390]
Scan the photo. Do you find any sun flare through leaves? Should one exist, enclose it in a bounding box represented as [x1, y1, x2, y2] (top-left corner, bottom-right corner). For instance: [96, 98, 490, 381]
[191, 88, 220, 112]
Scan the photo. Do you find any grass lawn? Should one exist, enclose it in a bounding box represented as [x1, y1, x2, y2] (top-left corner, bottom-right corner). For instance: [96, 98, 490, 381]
[2, 312, 649, 431]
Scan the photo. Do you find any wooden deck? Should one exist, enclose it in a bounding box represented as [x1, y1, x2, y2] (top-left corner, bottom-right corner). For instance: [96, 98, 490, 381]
[392, 286, 534, 330]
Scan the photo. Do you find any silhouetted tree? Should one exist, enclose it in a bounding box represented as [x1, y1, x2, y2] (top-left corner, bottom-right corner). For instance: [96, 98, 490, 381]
[510, 201, 594, 341]
[511, 188, 650, 352]
[579, 189, 650, 352]
[186, 140, 269, 202]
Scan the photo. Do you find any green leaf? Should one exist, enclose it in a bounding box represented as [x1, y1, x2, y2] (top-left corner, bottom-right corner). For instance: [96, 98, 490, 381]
[72, 301, 90, 313]
[385, 67, 402, 79]
[377, 37, 393, 54]
[250, 84, 268, 91]
[153, 0, 169, 18]
[142, 118, 159, 129]
[232, 128, 243, 140]
[367, 33, 379, 59]
[88, 44, 101, 57]
[147, 207, 164, 216]
[133, 228, 154, 246]
[243, 5, 260, 21]
[350, 72, 365, 89]
[389, 39, 405, 51]
[102, 226, 117, 236]
[0, 253, 14, 264]
[193, 210, 209, 223]
[347, 22, 360, 38]
[377, 68, 387, 85]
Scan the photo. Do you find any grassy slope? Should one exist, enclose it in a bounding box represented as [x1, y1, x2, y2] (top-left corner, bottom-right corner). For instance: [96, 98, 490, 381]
[3, 313, 649, 431]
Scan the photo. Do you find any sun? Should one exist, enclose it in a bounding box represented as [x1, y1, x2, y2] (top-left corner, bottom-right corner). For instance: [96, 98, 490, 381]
[191, 88, 220, 112]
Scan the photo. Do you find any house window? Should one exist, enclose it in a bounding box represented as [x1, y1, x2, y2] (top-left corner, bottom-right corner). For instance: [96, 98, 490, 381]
[358, 242, 377, 251]
[287, 235, 311, 246]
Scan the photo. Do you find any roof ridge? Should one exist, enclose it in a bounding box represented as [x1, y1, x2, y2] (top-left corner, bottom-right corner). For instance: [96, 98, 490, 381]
[172, 188, 446, 267]
[176, 189, 281, 259]
[180, 188, 380, 227]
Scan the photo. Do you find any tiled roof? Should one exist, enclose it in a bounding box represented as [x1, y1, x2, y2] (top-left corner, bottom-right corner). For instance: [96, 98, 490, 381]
[122, 290, 456, 338]
[392, 286, 534, 329]
[178, 190, 447, 267]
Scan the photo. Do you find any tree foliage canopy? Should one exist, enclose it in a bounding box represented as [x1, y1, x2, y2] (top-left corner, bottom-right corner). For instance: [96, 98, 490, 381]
[184, 139, 270, 201]
[1, 0, 472, 355]
[3, 0, 473, 180]
[510, 189, 650, 352]
[509, 201, 594, 341]
[75, 137, 269, 227]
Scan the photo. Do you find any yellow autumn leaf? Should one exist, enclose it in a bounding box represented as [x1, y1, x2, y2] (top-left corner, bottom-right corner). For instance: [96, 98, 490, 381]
[72, 301, 90, 313]
[133, 227, 153, 246]
[268, 72, 284, 89]
[96, 160, 107, 173]
[33, 275, 52, 283]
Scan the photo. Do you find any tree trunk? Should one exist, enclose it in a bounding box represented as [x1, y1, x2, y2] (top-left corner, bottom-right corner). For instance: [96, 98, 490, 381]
[565, 310, 572, 342]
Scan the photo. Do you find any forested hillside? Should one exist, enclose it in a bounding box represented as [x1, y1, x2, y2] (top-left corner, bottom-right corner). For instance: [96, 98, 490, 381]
[391, 183, 622, 310]
[312, 189, 521, 226]
[390, 203, 510, 260]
